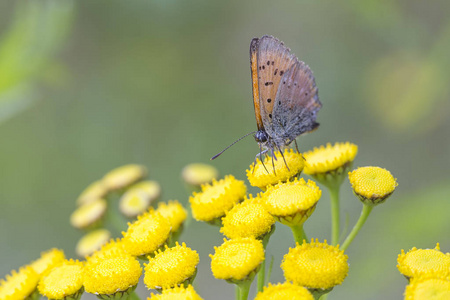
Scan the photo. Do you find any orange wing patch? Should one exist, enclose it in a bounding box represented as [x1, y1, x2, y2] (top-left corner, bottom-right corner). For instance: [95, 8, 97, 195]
[250, 38, 264, 131]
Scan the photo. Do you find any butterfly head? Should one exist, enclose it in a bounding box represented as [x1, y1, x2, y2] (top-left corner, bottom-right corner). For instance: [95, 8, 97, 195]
[254, 129, 268, 143]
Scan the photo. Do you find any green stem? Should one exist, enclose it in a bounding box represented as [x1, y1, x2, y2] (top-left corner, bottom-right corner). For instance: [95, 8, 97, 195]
[265, 255, 274, 286]
[105, 194, 128, 235]
[341, 204, 373, 251]
[235, 285, 240, 300]
[127, 291, 141, 300]
[319, 294, 329, 300]
[237, 279, 252, 300]
[329, 185, 341, 245]
[290, 223, 306, 244]
[257, 257, 266, 292]
[257, 225, 274, 292]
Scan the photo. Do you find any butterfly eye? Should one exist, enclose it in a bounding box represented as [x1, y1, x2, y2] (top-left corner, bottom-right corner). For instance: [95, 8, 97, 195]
[254, 130, 268, 143]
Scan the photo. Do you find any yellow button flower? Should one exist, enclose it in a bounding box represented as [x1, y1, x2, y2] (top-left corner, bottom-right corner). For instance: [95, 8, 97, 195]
[303, 142, 358, 189]
[220, 195, 275, 239]
[303, 142, 358, 175]
[70, 198, 107, 229]
[87, 238, 128, 264]
[262, 178, 321, 226]
[0, 266, 39, 300]
[255, 282, 314, 300]
[102, 164, 147, 191]
[38, 260, 84, 300]
[131, 180, 162, 200]
[122, 209, 171, 257]
[210, 237, 265, 282]
[84, 255, 142, 296]
[30, 248, 65, 276]
[246, 149, 304, 190]
[76, 229, 111, 258]
[144, 242, 199, 289]
[397, 244, 450, 279]
[182, 163, 219, 186]
[405, 275, 450, 300]
[120, 180, 162, 218]
[148, 285, 203, 300]
[281, 239, 349, 290]
[189, 175, 246, 223]
[156, 200, 187, 232]
[348, 166, 398, 205]
[120, 190, 153, 218]
[76, 180, 108, 206]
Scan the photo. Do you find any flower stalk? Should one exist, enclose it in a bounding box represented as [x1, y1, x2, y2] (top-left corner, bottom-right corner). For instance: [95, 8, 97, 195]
[341, 203, 373, 251]
[329, 185, 341, 245]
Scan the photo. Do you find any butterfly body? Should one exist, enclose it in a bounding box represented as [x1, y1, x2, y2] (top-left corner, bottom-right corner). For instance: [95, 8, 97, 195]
[250, 36, 321, 154]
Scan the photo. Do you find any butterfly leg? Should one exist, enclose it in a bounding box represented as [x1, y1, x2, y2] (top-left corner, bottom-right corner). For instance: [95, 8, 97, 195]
[253, 146, 269, 174]
[294, 139, 300, 153]
[276, 144, 290, 171]
[271, 149, 277, 176]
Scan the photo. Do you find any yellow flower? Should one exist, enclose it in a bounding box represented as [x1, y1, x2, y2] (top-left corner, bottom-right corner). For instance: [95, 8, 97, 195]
[262, 178, 321, 226]
[303, 142, 357, 189]
[122, 209, 171, 257]
[87, 238, 128, 264]
[303, 142, 358, 175]
[210, 237, 265, 282]
[397, 244, 450, 279]
[0, 265, 39, 300]
[148, 285, 203, 300]
[220, 195, 275, 239]
[156, 200, 187, 232]
[120, 180, 161, 218]
[131, 180, 162, 199]
[246, 149, 304, 190]
[182, 163, 219, 186]
[102, 164, 147, 191]
[84, 255, 142, 296]
[404, 275, 450, 300]
[255, 282, 314, 300]
[348, 166, 398, 205]
[76, 228, 111, 258]
[38, 260, 84, 300]
[281, 239, 349, 290]
[70, 198, 107, 229]
[189, 175, 246, 223]
[76, 180, 108, 206]
[29, 248, 65, 276]
[144, 242, 199, 289]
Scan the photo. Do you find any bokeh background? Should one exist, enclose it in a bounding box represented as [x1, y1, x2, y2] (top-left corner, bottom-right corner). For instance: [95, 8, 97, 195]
[1, 0, 449, 299]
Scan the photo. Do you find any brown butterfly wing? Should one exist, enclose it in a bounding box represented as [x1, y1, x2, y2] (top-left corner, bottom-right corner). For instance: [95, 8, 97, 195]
[272, 61, 321, 146]
[256, 36, 298, 136]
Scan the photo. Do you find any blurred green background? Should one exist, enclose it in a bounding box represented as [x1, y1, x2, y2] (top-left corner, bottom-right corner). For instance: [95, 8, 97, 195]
[1, 0, 449, 299]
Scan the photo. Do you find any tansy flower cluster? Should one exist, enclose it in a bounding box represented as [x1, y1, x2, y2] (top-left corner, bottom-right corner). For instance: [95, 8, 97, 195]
[0, 164, 201, 300]
[396, 243, 450, 299]
[4, 142, 445, 300]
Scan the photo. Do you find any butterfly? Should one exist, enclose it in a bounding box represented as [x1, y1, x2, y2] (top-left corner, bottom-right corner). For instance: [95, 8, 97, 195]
[212, 35, 321, 165]
[250, 35, 321, 161]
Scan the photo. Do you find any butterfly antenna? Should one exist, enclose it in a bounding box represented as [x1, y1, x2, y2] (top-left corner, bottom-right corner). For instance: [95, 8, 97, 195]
[211, 131, 257, 160]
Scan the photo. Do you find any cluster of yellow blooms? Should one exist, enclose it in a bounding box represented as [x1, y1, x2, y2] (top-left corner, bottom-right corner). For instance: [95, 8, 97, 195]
[397, 244, 450, 299]
[0, 143, 448, 300]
